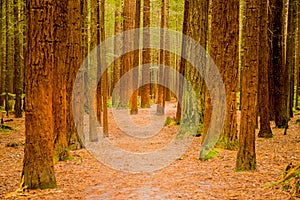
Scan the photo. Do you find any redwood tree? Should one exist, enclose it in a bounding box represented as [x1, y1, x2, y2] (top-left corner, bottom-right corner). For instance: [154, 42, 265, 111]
[209, 0, 239, 149]
[258, 0, 273, 138]
[236, 0, 259, 171]
[22, 0, 56, 189]
[141, 0, 151, 108]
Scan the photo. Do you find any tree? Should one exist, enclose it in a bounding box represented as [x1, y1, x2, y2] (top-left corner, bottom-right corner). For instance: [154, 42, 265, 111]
[130, 0, 141, 115]
[258, 0, 273, 138]
[66, 0, 83, 149]
[0, 0, 4, 107]
[112, 0, 122, 107]
[236, 0, 259, 171]
[157, 0, 167, 115]
[22, 0, 56, 189]
[14, 0, 23, 118]
[141, 0, 151, 108]
[286, 0, 297, 119]
[209, 0, 239, 149]
[120, 0, 135, 108]
[53, 0, 68, 161]
[271, 0, 288, 128]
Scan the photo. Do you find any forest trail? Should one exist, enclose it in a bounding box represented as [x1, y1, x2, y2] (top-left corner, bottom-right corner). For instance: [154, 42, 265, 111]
[1, 104, 300, 199]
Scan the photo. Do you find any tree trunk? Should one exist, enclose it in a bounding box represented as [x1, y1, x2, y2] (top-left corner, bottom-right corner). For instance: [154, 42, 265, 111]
[67, 0, 84, 149]
[13, 0, 22, 118]
[157, 0, 167, 115]
[53, 0, 69, 161]
[112, 0, 122, 107]
[130, 0, 141, 115]
[236, 0, 259, 171]
[286, 0, 297, 119]
[22, 0, 56, 189]
[271, 0, 289, 128]
[141, 0, 151, 108]
[209, 0, 239, 149]
[120, 0, 135, 108]
[0, 0, 3, 107]
[100, 0, 108, 136]
[258, 0, 273, 138]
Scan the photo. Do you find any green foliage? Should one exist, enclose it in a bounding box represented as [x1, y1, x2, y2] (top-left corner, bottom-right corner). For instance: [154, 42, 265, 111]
[164, 116, 176, 126]
[296, 119, 300, 124]
[202, 148, 222, 161]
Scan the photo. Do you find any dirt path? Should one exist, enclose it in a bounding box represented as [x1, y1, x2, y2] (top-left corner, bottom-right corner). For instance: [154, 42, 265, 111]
[1, 104, 300, 199]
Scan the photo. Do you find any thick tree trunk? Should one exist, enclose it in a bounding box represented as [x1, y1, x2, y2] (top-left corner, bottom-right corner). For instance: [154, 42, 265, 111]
[22, 0, 56, 189]
[258, 0, 273, 138]
[209, 0, 239, 149]
[236, 0, 259, 171]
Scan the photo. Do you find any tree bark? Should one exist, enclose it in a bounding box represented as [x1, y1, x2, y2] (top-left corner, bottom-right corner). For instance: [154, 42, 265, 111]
[236, 0, 259, 171]
[258, 0, 273, 138]
[141, 0, 151, 108]
[22, 0, 56, 189]
[209, 0, 239, 149]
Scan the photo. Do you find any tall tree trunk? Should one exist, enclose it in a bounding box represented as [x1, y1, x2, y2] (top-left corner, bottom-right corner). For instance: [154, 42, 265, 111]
[141, 0, 151, 108]
[53, 0, 68, 161]
[130, 0, 141, 115]
[120, 0, 135, 108]
[100, 0, 108, 136]
[14, 0, 22, 118]
[22, 0, 56, 189]
[268, 0, 276, 120]
[112, 0, 122, 107]
[258, 0, 273, 138]
[209, 0, 239, 149]
[157, 0, 167, 115]
[272, 0, 289, 128]
[175, 0, 189, 123]
[67, 0, 84, 149]
[236, 0, 259, 171]
[0, 0, 4, 107]
[5, 0, 11, 116]
[286, 0, 297, 119]
[296, 2, 300, 109]
[89, 0, 99, 142]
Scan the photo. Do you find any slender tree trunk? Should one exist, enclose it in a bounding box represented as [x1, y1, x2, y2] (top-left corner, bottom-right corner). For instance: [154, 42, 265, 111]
[22, 0, 56, 189]
[13, 0, 22, 118]
[100, 0, 108, 136]
[141, 0, 151, 108]
[67, 0, 84, 149]
[89, 0, 99, 142]
[0, 0, 4, 107]
[236, 0, 259, 171]
[130, 0, 141, 115]
[258, 0, 273, 138]
[5, 0, 11, 116]
[268, 0, 276, 120]
[296, 2, 300, 109]
[112, 0, 122, 107]
[120, 0, 135, 108]
[53, 0, 69, 161]
[272, 0, 289, 128]
[157, 0, 167, 115]
[286, 0, 297, 119]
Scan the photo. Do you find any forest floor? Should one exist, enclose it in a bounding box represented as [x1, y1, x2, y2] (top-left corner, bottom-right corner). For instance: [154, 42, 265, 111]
[1, 101, 300, 199]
